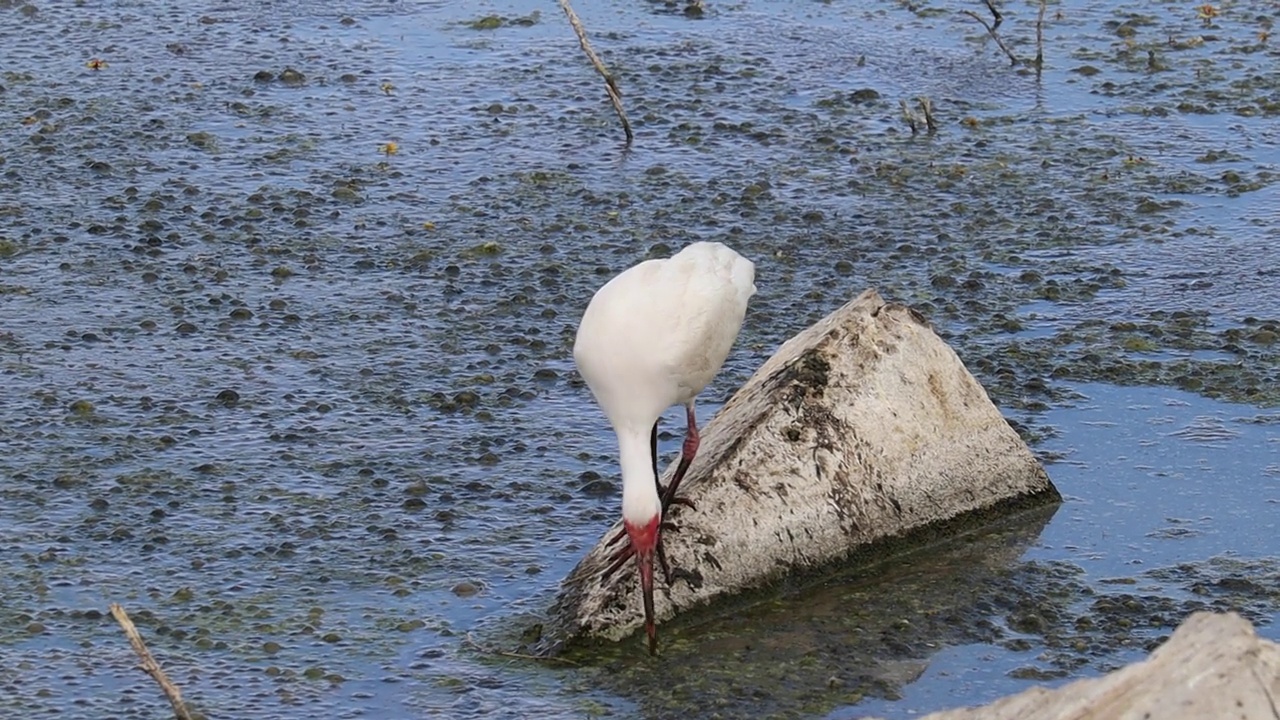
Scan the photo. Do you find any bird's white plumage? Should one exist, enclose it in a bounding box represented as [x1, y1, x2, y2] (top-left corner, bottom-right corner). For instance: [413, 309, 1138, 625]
[574, 241, 756, 525]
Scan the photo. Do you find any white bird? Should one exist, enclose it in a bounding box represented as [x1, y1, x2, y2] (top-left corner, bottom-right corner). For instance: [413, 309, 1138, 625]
[573, 241, 756, 655]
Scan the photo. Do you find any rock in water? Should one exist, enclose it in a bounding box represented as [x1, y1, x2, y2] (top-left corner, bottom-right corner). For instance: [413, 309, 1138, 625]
[903, 612, 1280, 720]
[543, 288, 1059, 651]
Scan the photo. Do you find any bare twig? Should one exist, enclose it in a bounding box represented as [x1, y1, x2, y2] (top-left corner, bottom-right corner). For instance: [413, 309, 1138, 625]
[918, 96, 938, 135]
[962, 8, 1019, 66]
[557, 0, 634, 146]
[899, 99, 919, 135]
[981, 0, 1004, 30]
[463, 632, 581, 666]
[109, 603, 194, 720]
[1034, 0, 1047, 74]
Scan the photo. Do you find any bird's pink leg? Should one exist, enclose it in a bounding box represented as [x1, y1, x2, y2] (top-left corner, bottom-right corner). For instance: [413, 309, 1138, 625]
[658, 404, 700, 510]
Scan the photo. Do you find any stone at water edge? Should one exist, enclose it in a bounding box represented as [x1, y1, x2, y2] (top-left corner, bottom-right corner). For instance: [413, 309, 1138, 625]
[888, 612, 1280, 720]
[541, 288, 1059, 651]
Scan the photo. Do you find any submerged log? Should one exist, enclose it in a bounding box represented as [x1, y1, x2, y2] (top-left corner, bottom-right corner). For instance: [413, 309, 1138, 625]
[902, 611, 1280, 720]
[543, 288, 1059, 651]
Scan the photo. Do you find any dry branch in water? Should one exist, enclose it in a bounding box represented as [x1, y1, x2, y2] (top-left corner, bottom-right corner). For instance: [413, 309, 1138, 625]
[557, 0, 634, 146]
[109, 603, 194, 720]
[981, 0, 1003, 30]
[1034, 0, 1047, 73]
[899, 97, 937, 136]
[919, 96, 938, 134]
[962, 0, 1018, 66]
[900, 99, 919, 135]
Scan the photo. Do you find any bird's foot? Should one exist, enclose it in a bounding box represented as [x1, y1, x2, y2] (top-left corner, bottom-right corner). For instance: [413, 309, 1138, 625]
[600, 459, 698, 587]
[602, 483, 694, 555]
[659, 483, 697, 514]
[602, 520, 683, 586]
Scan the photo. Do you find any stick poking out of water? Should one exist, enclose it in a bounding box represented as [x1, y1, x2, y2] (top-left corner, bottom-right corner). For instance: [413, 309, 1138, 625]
[109, 603, 195, 720]
[980, 0, 1003, 30]
[558, 0, 634, 146]
[1034, 0, 1047, 75]
[900, 99, 919, 135]
[919, 96, 938, 134]
[962, 0, 1019, 66]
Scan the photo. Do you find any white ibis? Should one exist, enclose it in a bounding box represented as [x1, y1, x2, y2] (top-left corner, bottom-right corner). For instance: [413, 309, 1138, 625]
[573, 241, 756, 655]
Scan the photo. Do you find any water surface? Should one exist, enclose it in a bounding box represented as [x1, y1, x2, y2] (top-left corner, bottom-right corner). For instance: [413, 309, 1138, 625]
[1, 0, 1278, 717]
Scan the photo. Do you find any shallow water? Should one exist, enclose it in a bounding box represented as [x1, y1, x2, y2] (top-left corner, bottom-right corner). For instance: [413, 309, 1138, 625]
[1, 0, 1278, 718]
[849, 382, 1280, 718]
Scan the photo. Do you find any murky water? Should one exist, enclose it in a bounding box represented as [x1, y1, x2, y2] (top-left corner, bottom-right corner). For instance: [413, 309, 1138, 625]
[1, 0, 1277, 718]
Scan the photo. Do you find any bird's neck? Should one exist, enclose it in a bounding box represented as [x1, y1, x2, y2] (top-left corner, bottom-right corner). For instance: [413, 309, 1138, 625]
[618, 426, 661, 525]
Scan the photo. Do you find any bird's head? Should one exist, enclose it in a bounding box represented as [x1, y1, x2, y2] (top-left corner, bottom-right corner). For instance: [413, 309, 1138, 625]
[622, 514, 661, 655]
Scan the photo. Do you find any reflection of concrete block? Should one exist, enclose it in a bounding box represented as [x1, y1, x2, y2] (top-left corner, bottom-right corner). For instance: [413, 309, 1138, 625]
[544, 288, 1058, 651]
